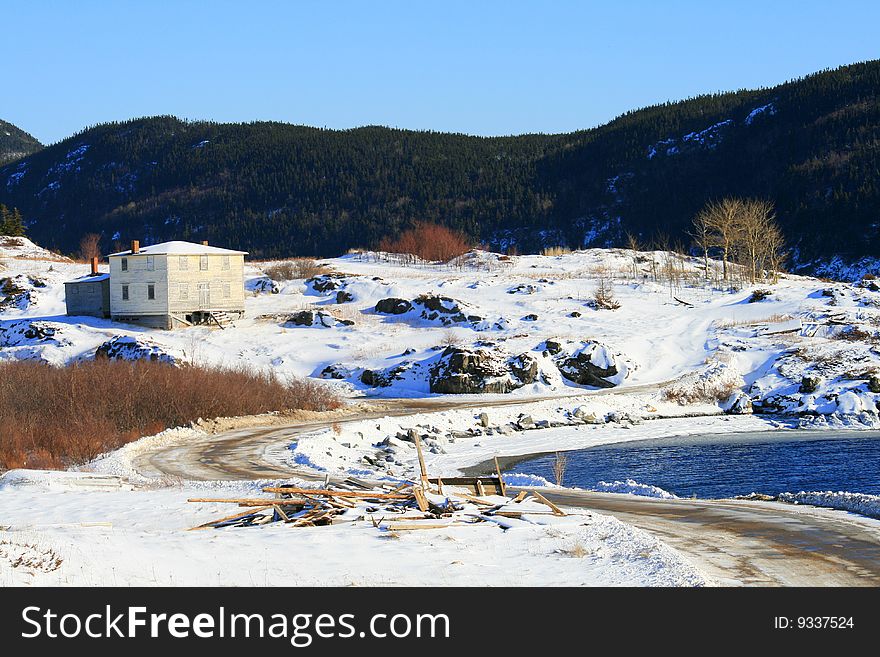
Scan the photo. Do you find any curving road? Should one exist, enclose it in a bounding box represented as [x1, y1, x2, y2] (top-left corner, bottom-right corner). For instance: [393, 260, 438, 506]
[129, 395, 880, 587]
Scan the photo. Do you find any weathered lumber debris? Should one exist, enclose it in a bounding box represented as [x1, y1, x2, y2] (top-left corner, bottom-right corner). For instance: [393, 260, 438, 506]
[187, 433, 567, 531]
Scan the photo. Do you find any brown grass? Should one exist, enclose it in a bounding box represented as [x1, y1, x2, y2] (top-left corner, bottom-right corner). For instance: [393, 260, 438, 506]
[0, 359, 340, 471]
[379, 222, 472, 263]
[264, 259, 328, 281]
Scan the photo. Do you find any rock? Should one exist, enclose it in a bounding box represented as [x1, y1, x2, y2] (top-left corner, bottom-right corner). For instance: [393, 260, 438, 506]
[478, 412, 490, 428]
[569, 311, 582, 318]
[252, 278, 280, 294]
[320, 364, 351, 380]
[289, 310, 316, 326]
[306, 272, 347, 293]
[95, 336, 176, 364]
[375, 297, 413, 314]
[869, 375, 880, 394]
[429, 347, 514, 394]
[516, 414, 535, 429]
[799, 375, 821, 394]
[573, 406, 603, 424]
[724, 392, 754, 415]
[545, 340, 563, 355]
[557, 344, 620, 388]
[510, 353, 539, 384]
[336, 290, 354, 304]
[359, 361, 415, 388]
[522, 313, 538, 321]
[288, 310, 349, 327]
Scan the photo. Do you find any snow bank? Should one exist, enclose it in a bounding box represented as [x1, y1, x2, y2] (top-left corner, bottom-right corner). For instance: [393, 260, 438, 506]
[592, 479, 678, 499]
[778, 491, 880, 520]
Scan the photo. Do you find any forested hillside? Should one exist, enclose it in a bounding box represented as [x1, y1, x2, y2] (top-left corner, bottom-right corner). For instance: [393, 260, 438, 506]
[1, 60, 878, 271]
[0, 119, 42, 165]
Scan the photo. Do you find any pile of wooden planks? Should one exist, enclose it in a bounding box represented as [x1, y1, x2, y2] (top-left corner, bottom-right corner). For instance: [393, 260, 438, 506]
[187, 436, 566, 532]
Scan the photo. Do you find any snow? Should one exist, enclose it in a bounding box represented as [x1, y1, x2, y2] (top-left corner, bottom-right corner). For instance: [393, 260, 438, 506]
[745, 103, 776, 125]
[592, 479, 678, 499]
[107, 240, 247, 256]
[778, 491, 880, 520]
[0, 480, 709, 586]
[6, 239, 880, 585]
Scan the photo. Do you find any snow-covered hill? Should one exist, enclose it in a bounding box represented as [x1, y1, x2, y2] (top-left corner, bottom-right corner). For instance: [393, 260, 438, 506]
[4, 240, 880, 428]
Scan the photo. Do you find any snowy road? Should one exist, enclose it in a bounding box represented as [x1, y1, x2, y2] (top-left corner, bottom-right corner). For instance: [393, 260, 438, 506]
[530, 489, 880, 586]
[123, 396, 880, 587]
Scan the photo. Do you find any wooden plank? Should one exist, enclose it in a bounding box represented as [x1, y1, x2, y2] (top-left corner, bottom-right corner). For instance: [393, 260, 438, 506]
[273, 505, 290, 522]
[411, 431, 430, 489]
[494, 457, 507, 497]
[385, 522, 477, 531]
[451, 492, 500, 507]
[531, 491, 566, 516]
[412, 485, 430, 512]
[260, 488, 411, 499]
[512, 491, 528, 503]
[188, 506, 272, 531]
[475, 479, 486, 497]
[188, 497, 306, 504]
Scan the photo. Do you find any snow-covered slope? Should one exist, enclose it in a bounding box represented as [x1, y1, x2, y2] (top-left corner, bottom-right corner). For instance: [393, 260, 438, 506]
[4, 242, 880, 426]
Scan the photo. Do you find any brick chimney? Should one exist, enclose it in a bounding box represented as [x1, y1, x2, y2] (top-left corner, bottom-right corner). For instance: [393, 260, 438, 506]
[131, 240, 140, 254]
[201, 240, 209, 246]
[90, 257, 99, 276]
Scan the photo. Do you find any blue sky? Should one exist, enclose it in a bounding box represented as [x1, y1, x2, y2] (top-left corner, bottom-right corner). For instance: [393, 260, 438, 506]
[4, 0, 879, 144]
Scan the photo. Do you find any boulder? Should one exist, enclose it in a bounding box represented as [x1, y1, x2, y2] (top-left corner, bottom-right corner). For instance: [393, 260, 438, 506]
[429, 347, 514, 394]
[510, 353, 539, 384]
[336, 290, 354, 304]
[799, 375, 821, 394]
[375, 297, 413, 315]
[95, 336, 176, 364]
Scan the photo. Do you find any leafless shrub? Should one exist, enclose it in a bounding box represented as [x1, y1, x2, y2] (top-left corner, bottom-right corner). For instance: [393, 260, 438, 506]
[264, 259, 328, 281]
[378, 222, 472, 263]
[0, 360, 340, 471]
[553, 452, 568, 487]
[541, 246, 571, 257]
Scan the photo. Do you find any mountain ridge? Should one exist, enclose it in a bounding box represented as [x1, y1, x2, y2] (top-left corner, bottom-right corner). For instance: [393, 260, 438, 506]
[1, 60, 878, 274]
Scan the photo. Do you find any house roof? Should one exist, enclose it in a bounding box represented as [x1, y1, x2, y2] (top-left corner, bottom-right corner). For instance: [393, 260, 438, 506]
[66, 273, 110, 283]
[108, 240, 248, 257]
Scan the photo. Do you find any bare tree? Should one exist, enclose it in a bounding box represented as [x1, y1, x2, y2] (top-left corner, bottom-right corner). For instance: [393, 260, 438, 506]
[739, 199, 778, 283]
[553, 452, 568, 487]
[697, 198, 743, 281]
[78, 233, 102, 262]
[690, 207, 713, 279]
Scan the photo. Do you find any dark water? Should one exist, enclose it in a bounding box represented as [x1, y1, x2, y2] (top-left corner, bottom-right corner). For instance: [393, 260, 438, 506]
[512, 432, 880, 499]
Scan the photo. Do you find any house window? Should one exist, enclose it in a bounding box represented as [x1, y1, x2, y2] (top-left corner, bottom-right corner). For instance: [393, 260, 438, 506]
[146, 256, 155, 271]
[200, 255, 208, 271]
[121, 258, 128, 272]
[222, 255, 230, 270]
[148, 283, 155, 300]
[179, 283, 189, 301]
[223, 282, 231, 298]
[179, 256, 189, 270]
[121, 284, 129, 301]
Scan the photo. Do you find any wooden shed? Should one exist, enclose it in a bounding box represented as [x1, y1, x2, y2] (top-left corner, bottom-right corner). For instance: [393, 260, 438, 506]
[64, 257, 111, 318]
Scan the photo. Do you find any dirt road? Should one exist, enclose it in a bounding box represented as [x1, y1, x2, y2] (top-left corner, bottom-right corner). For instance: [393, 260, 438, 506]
[528, 489, 880, 586]
[128, 395, 880, 587]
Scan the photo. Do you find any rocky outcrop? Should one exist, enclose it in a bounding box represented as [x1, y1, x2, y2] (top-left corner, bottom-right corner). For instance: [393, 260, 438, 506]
[95, 336, 176, 364]
[428, 347, 538, 394]
[288, 310, 354, 328]
[375, 298, 413, 315]
[550, 340, 631, 388]
[306, 272, 349, 293]
[0, 320, 68, 347]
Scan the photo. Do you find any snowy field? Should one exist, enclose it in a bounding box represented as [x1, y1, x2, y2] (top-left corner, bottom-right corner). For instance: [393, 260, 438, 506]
[4, 236, 880, 586]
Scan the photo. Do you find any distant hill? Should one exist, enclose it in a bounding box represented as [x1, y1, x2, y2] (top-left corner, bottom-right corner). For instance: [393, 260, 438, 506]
[0, 119, 42, 165]
[0, 60, 878, 274]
